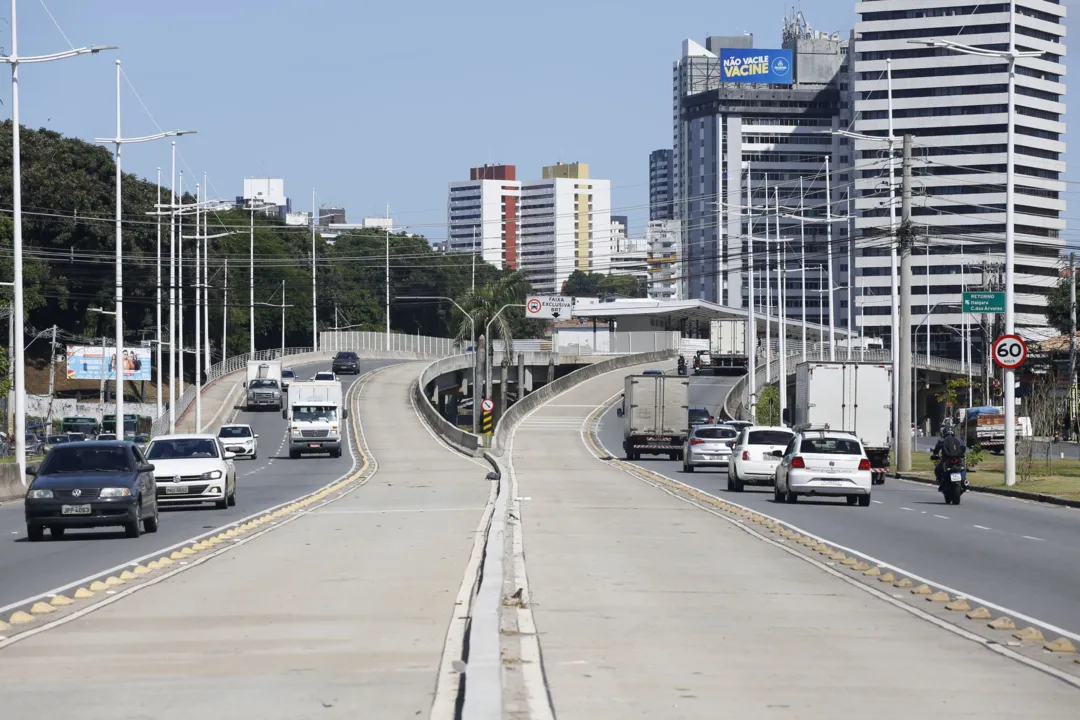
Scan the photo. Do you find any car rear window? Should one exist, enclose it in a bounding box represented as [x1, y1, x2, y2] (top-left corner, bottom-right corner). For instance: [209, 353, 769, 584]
[688, 409, 711, 421]
[336, 353, 357, 360]
[282, 369, 295, 378]
[748, 430, 795, 446]
[695, 427, 737, 439]
[40, 445, 133, 474]
[147, 438, 220, 460]
[800, 437, 862, 455]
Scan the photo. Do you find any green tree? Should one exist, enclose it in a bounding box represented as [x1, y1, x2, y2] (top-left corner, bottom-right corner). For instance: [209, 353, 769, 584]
[756, 386, 780, 426]
[1045, 275, 1071, 337]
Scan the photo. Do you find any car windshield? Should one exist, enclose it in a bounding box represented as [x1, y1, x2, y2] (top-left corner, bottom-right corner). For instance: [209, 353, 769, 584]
[46, 436, 69, 444]
[695, 427, 737, 439]
[97, 434, 116, 441]
[336, 353, 357, 360]
[800, 437, 862, 455]
[282, 370, 294, 378]
[250, 379, 278, 389]
[688, 410, 711, 422]
[147, 438, 220, 460]
[748, 430, 795, 446]
[293, 405, 337, 422]
[67, 433, 86, 441]
[219, 426, 252, 438]
[40, 445, 132, 474]
[314, 373, 334, 380]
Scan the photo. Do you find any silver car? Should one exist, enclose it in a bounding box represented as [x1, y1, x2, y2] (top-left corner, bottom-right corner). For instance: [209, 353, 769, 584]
[682, 424, 739, 473]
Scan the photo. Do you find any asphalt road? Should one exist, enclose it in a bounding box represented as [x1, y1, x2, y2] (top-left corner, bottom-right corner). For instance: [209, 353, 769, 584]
[0, 358, 397, 613]
[599, 373, 1080, 637]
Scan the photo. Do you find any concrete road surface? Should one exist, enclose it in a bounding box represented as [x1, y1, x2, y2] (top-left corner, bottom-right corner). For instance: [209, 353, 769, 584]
[0, 362, 493, 719]
[597, 376, 1080, 638]
[0, 359, 396, 613]
[510, 365, 1080, 718]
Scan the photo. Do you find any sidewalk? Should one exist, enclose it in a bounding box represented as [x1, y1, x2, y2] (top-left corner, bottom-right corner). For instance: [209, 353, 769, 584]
[0, 362, 493, 719]
[510, 366, 1080, 718]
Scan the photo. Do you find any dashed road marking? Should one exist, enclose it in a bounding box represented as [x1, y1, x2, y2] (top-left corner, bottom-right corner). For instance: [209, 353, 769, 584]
[974, 524, 991, 530]
[935, 514, 950, 520]
[871, 500, 883, 504]
[1023, 535, 1045, 541]
[901, 507, 915, 512]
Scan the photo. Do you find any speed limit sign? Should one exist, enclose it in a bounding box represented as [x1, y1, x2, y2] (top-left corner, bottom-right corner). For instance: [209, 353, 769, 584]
[992, 334, 1027, 370]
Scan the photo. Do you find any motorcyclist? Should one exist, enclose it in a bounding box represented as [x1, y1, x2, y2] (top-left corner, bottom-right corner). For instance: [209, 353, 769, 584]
[931, 426, 967, 488]
[677, 355, 687, 375]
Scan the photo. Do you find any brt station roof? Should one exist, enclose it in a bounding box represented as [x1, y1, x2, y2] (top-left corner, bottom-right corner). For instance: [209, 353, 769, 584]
[567, 298, 854, 344]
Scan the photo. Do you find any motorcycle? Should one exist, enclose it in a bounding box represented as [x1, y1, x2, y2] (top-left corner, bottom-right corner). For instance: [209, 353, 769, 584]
[933, 454, 967, 505]
[677, 356, 688, 376]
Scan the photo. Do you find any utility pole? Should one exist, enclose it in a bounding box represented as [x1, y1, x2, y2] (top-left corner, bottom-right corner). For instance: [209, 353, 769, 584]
[385, 226, 391, 351]
[222, 256, 228, 361]
[194, 183, 202, 432]
[155, 167, 162, 421]
[168, 142, 177, 433]
[99, 333, 107, 412]
[775, 186, 786, 425]
[746, 164, 757, 418]
[799, 176, 807, 362]
[178, 171, 185, 397]
[1067, 253, 1075, 444]
[764, 174, 771, 383]
[897, 135, 915, 472]
[281, 278, 286, 356]
[311, 188, 318, 353]
[825, 155, 836, 360]
[47, 325, 56, 415]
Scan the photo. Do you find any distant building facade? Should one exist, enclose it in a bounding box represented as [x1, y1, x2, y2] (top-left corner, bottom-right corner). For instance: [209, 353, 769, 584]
[649, 149, 674, 221]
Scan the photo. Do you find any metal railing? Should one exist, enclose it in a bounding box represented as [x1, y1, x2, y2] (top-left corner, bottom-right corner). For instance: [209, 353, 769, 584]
[320, 331, 458, 356]
[150, 346, 314, 438]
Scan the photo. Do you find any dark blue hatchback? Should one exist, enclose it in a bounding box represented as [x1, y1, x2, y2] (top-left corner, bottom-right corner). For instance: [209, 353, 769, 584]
[24, 441, 159, 541]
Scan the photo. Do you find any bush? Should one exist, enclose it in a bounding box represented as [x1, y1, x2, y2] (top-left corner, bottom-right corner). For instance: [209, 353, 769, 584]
[756, 386, 780, 426]
[965, 445, 985, 469]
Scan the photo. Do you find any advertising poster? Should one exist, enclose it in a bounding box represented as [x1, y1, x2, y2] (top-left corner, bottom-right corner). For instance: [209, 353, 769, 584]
[66, 345, 151, 382]
[720, 48, 794, 85]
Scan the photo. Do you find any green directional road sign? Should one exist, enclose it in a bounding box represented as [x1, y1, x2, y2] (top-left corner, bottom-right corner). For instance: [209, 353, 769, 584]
[963, 291, 1006, 314]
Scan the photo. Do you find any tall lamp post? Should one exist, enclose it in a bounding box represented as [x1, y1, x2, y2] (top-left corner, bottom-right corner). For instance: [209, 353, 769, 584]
[0, 3, 114, 479]
[485, 304, 525, 406]
[96, 58, 193, 436]
[397, 295, 478, 435]
[242, 201, 273, 355]
[254, 284, 294, 359]
[910, 14, 1047, 486]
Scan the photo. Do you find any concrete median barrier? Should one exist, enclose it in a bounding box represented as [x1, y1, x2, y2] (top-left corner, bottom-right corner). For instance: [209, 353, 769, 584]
[0, 464, 28, 502]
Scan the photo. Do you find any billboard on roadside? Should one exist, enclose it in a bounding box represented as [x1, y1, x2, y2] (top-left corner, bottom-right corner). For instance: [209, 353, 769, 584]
[66, 345, 151, 382]
[720, 48, 793, 85]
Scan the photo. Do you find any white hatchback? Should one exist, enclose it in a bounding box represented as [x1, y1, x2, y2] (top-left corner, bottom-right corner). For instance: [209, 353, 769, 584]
[218, 424, 259, 460]
[773, 430, 873, 506]
[682, 424, 739, 472]
[145, 434, 237, 509]
[728, 426, 795, 492]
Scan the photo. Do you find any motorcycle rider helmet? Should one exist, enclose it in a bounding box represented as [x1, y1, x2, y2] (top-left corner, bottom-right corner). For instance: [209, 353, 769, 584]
[942, 426, 955, 437]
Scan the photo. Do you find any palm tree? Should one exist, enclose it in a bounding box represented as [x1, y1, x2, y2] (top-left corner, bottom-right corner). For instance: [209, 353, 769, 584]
[454, 271, 532, 358]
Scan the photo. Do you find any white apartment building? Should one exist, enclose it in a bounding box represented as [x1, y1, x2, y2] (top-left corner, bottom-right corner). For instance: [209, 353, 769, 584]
[647, 219, 681, 300]
[853, 1, 1067, 355]
[609, 236, 649, 287]
[446, 165, 521, 271]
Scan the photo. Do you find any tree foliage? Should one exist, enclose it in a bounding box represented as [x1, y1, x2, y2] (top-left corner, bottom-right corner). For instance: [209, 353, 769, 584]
[1045, 274, 1071, 337]
[756, 386, 780, 426]
[563, 269, 646, 298]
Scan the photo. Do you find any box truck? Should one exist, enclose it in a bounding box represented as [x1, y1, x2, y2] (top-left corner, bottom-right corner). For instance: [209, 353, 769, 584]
[708, 319, 748, 373]
[617, 374, 690, 460]
[285, 380, 347, 458]
[794, 361, 892, 485]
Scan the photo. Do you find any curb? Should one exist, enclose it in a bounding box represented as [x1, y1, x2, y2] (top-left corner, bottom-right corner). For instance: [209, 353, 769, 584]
[0, 365, 389, 647]
[897, 473, 1080, 509]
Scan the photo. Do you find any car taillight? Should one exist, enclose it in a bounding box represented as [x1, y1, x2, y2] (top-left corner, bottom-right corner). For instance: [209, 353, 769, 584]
[690, 439, 704, 445]
[858, 458, 871, 471]
[742, 450, 750, 461]
[791, 456, 805, 469]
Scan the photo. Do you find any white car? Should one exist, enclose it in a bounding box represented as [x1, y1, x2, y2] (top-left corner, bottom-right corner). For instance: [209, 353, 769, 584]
[729, 426, 796, 492]
[145, 434, 237, 509]
[682, 424, 739, 472]
[311, 371, 337, 382]
[773, 430, 873, 507]
[218, 424, 258, 460]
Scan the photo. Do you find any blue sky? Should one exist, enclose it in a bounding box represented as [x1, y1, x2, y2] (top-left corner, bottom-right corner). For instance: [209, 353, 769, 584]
[4, 0, 1074, 244]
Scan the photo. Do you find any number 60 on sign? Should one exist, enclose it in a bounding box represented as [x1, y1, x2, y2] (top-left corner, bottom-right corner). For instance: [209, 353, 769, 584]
[992, 334, 1027, 370]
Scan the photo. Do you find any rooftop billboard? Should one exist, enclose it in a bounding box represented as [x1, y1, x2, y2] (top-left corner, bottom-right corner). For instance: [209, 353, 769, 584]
[720, 48, 793, 85]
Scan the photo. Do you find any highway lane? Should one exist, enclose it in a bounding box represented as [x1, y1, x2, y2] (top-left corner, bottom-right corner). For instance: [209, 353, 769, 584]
[0, 358, 396, 612]
[598, 373, 1080, 637]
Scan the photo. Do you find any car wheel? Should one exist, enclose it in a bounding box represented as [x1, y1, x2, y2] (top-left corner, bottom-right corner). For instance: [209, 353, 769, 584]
[773, 485, 783, 503]
[27, 524, 44, 542]
[227, 483, 237, 507]
[289, 450, 300, 459]
[684, 463, 694, 473]
[731, 475, 744, 492]
[215, 494, 229, 510]
[726, 474, 733, 491]
[143, 503, 160, 533]
[846, 495, 858, 506]
[785, 488, 798, 504]
[252, 453, 258, 461]
[858, 494, 872, 507]
[49, 526, 66, 539]
[124, 515, 142, 539]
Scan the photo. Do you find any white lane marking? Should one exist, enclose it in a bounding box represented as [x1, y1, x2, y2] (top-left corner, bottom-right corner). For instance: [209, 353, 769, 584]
[973, 524, 991, 530]
[901, 507, 915, 512]
[1023, 535, 1045, 541]
[934, 514, 950, 520]
[871, 500, 883, 504]
[588, 391, 1080, 645]
[310, 507, 488, 515]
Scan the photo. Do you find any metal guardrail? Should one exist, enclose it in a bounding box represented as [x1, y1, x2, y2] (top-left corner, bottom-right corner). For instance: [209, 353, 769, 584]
[723, 349, 969, 422]
[150, 346, 314, 438]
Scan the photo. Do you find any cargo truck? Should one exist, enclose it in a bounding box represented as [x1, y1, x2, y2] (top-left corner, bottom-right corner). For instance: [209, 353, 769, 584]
[616, 374, 690, 461]
[708, 319, 749, 373]
[794, 361, 892, 485]
[284, 380, 347, 458]
[245, 360, 283, 411]
[960, 406, 1020, 454]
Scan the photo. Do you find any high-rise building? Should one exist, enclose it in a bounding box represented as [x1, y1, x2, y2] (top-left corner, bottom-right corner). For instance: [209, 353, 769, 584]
[672, 17, 853, 332]
[446, 164, 521, 270]
[853, 1, 1066, 355]
[647, 219, 681, 300]
[649, 149, 674, 220]
[518, 162, 612, 293]
[238, 177, 291, 218]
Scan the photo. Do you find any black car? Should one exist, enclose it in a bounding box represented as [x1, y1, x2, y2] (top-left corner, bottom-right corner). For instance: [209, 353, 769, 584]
[24, 441, 159, 541]
[332, 351, 360, 374]
[688, 407, 714, 427]
[281, 367, 295, 391]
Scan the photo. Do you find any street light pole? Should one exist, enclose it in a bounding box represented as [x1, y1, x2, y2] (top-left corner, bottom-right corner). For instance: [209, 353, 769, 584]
[169, 142, 177, 433]
[312, 188, 318, 352]
[203, 172, 210, 372]
[745, 164, 757, 419]
[1, 3, 114, 478]
[156, 167, 162, 421]
[385, 227, 391, 351]
[249, 203, 255, 355]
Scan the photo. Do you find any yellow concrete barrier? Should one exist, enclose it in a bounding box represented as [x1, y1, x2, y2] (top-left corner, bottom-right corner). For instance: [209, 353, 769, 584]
[147, 560, 161, 570]
[894, 578, 913, 588]
[104, 576, 124, 587]
[926, 591, 951, 603]
[842, 557, 860, 567]
[965, 607, 992, 620]
[851, 561, 871, 571]
[73, 587, 94, 599]
[29, 602, 55, 615]
[158, 556, 175, 566]
[8, 611, 34, 625]
[169, 551, 184, 560]
[0, 620, 10, 631]
[863, 567, 882, 577]
[878, 572, 896, 583]
[89, 580, 109, 592]
[119, 570, 137, 581]
[945, 599, 970, 611]
[49, 595, 73, 607]
[179, 547, 196, 557]
[988, 616, 1016, 630]
[911, 584, 933, 595]
[1044, 638, 1077, 654]
[1012, 627, 1045, 642]
[133, 565, 151, 576]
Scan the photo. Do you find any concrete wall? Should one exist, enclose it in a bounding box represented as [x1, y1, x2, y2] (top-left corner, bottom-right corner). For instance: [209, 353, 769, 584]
[0, 464, 28, 502]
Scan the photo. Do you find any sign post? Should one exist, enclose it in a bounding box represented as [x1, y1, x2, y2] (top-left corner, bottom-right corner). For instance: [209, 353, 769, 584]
[481, 397, 494, 434]
[525, 295, 574, 320]
[963, 291, 1005, 314]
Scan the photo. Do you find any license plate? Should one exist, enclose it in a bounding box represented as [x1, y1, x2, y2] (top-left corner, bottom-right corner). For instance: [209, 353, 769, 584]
[308, 443, 320, 449]
[950, 472, 964, 483]
[61, 504, 91, 515]
[165, 486, 187, 495]
[227, 446, 244, 453]
[819, 480, 844, 486]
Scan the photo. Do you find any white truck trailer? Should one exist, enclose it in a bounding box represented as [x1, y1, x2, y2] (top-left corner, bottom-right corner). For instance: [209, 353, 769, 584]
[708, 319, 748, 374]
[244, 360, 283, 411]
[285, 380, 347, 459]
[617, 373, 690, 461]
[794, 361, 892, 485]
